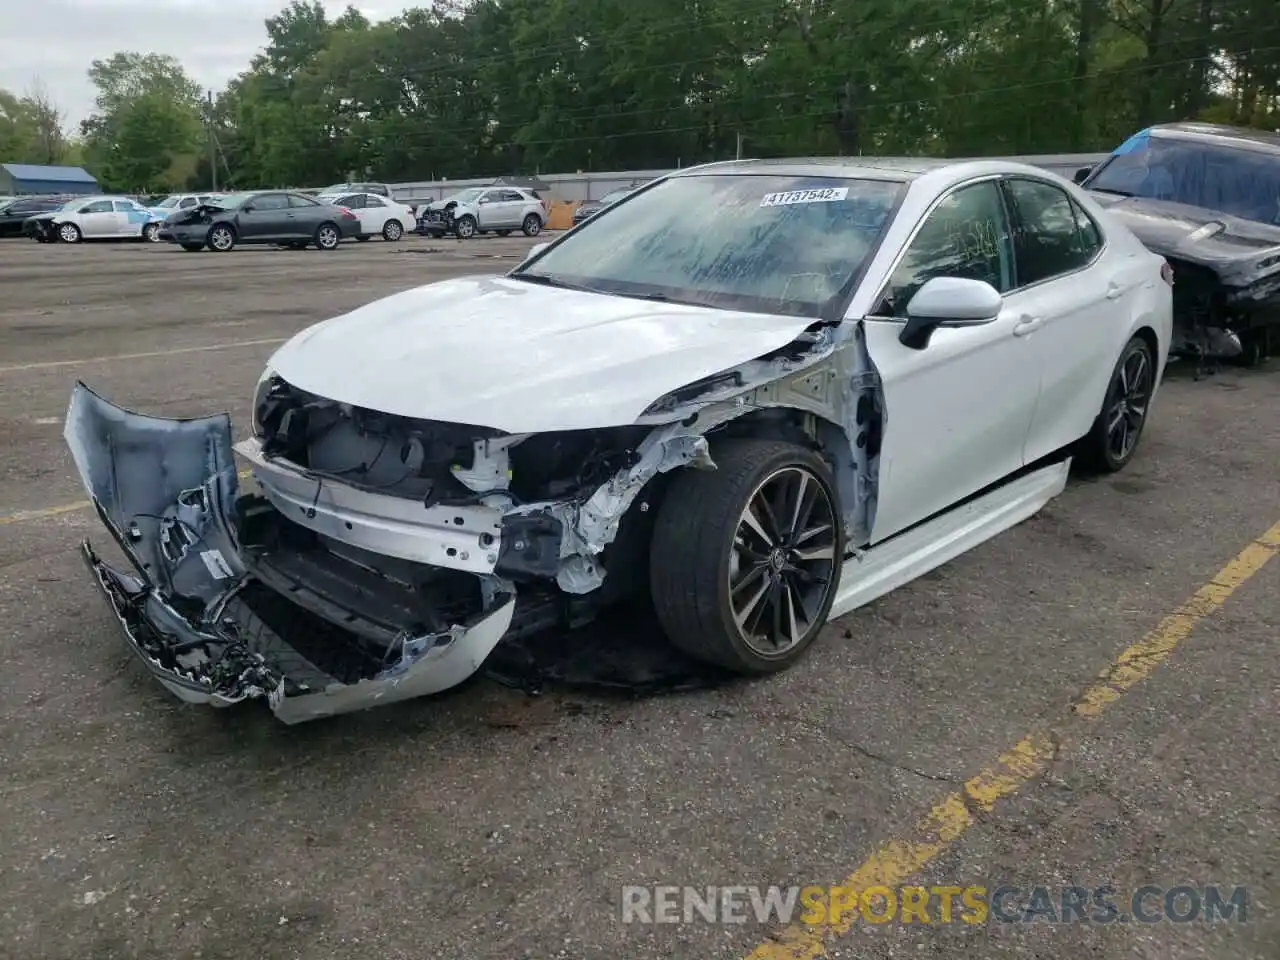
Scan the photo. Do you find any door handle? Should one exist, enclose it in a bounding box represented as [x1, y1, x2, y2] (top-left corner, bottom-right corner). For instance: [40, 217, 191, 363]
[1106, 281, 1125, 300]
[1012, 315, 1042, 337]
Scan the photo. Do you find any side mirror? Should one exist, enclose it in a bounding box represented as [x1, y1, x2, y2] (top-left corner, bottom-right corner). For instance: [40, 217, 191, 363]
[1072, 166, 1093, 185]
[899, 277, 1002, 350]
[241, 204, 254, 213]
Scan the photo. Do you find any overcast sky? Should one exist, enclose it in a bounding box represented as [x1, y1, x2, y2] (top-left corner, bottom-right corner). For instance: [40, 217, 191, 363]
[0, 0, 419, 132]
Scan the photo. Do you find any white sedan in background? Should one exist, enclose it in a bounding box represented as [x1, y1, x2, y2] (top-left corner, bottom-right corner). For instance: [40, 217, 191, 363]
[317, 191, 416, 241]
[24, 196, 162, 243]
[66, 157, 1173, 723]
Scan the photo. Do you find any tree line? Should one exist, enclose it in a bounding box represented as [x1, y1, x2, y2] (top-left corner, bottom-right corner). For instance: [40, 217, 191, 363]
[1, 0, 1277, 194]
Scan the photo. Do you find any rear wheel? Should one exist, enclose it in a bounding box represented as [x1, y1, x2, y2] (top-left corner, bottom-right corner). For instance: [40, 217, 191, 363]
[521, 214, 542, 237]
[58, 222, 82, 243]
[1079, 335, 1155, 473]
[314, 222, 341, 250]
[649, 439, 845, 674]
[382, 219, 404, 241]
[207, 224, 236, 252]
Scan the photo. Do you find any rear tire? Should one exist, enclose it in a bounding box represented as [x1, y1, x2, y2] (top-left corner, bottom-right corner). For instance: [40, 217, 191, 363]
[649, 439, 845, 674]
[314, 222, 341, 250]
[207, 224, 236, 252]
[521, 214, 542, 237]
[1078, 335, 1156, 473]
[382, 219, 404, 241]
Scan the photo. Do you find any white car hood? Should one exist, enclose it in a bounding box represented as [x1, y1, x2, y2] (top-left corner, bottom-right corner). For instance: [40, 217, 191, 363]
[268, 276, 818, 432]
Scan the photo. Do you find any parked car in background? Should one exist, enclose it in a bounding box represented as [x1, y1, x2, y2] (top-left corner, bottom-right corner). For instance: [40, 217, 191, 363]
[571, 186, 635, 226]
[321, 181, 393, 198]
[1079, 122, 1280, 366]
[65, 157, 1170, 723]
[316, 191, 416, 241]
[419, 186, 546, 238]
[0, 195, 73, 237]
[23, 196, 162, 243]
[143, 193, 225, 239]
[159, 191, 362, 252]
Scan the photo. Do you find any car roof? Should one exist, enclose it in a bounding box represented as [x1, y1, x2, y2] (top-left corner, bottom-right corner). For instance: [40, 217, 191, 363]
[671, 156, 958, 182]
[1148, 122, 1280, 155]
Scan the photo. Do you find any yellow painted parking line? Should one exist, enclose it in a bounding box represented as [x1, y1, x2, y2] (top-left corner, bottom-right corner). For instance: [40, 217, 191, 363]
[0, 469, 256, 527]
[747, 518, 1280, 960]
[0, 337, 287, 374]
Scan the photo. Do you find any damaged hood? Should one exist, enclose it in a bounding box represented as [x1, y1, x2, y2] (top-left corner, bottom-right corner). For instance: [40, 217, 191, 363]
[267, 275, 821, 432]
[1091, 193, 1280, 280]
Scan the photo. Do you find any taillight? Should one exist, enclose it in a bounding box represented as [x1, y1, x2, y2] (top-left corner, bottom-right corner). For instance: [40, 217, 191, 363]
[338, 207, 357, 220]
[1160, 260, 1175, 286]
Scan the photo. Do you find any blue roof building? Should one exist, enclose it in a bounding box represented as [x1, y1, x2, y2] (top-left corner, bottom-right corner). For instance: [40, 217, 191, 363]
[0, 163, 100, 197]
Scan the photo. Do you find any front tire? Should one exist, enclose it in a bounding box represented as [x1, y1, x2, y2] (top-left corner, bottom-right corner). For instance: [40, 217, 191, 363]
[207, 224, 236, 252]
[649, 439, 845, 674]
[1079, 335, 1156, 472]
[58, 222, 82, 243]
[454, 215, 477, 239]
[143, 222, 161, 242]
[521, 214, 542, 237]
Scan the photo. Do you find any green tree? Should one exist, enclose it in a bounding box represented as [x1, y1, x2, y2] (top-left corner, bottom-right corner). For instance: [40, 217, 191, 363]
[81, 53, 204, 192]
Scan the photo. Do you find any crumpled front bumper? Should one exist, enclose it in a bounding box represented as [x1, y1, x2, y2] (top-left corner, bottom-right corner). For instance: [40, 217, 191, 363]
[82, 537, 516, 723]
[66, 380, 518, 724]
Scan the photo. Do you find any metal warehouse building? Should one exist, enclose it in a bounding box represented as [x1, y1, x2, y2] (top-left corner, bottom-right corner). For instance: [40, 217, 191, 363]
[0, 163, 100, 197]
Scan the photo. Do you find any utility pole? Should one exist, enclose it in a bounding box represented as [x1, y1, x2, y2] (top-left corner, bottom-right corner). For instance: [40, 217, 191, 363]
[207, 90, 218, 192]
[736, 132, 744, 160]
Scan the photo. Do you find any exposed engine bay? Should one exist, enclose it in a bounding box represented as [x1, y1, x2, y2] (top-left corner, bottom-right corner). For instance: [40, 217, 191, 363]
[1167, 254, 1280, 366]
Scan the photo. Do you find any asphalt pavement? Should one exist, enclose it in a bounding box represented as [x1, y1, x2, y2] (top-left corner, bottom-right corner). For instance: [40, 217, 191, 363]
[0, 234, 1276, 959]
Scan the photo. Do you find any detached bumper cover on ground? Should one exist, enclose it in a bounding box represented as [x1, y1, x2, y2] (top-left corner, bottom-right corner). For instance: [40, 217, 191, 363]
[66, 381, 517, 724]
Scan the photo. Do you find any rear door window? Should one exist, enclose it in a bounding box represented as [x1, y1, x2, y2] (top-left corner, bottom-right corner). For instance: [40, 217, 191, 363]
[1002, 178, 1096, 286]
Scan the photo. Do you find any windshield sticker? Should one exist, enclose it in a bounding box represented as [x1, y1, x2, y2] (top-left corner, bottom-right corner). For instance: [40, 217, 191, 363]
[760, 187, 850, 207]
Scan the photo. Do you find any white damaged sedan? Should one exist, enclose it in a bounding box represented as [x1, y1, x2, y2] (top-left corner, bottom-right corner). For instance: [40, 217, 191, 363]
[66, 158, 1173, 723]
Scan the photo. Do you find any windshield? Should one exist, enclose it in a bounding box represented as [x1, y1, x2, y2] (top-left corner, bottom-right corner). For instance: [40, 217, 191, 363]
[600, 188, 632, 204]
[154, 196, 181, 208]
[513, 174, 903, 317]
[448, 188, 484, 203]
[1088, 131, 1280, 225]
